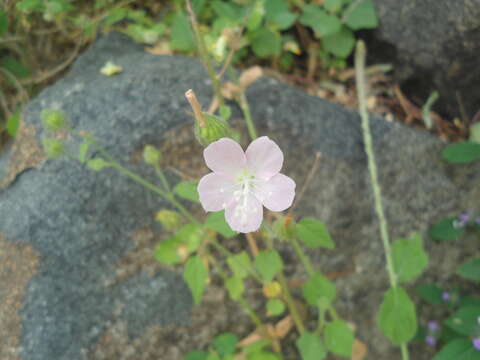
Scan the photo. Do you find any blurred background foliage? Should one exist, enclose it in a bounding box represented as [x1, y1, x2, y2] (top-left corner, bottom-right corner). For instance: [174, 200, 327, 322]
[0, 0, 378, 143]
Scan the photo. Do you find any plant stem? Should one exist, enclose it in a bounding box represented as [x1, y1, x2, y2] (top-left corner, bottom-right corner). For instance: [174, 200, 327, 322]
[355, 40, 409, 360]
[289, 237, 315, 276]
[110, 162, 199, 224]
[209, 238, 262, 283]
[355, 40, 397, 288]
[154, 163, 171, 192]
[239, 92, 258, 140]
[277, 272, 305, 335]
[226, 66, 258, 141]
[186, 0, 224, 106]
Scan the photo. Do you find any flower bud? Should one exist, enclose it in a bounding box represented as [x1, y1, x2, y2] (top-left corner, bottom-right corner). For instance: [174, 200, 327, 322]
[41, 109, 67, 131]
[155, 210, 182, 231]
[42, 138, 65, 158]
[143, 145, 161, 165]
[263, 281, 282, 298]
[185, 89, 235, 147]
[195, 113, 235, 146]
[273, 215, 296, 241]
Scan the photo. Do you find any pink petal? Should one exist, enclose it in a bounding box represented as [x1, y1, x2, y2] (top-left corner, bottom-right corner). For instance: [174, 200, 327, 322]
[198, 173, 236, 211]
[245, 136, 283, 180]
[256, 173, 295, 212]
[225, 194, 263, 233]
[203, 138, 247, 178]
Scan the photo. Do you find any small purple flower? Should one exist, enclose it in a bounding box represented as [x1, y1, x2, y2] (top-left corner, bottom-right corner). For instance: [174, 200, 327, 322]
[428, 321, 439, 332]
[442, 291, 450, 302]
[425, 335, 436, 347]
[475, 217, 480, 226]
[473, 338, 480, 351]
[453, 212, 471, 228]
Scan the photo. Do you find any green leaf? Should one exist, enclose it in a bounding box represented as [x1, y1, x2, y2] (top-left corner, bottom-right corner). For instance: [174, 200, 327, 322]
[296, 332, 326, 360]
[0, 10, 8, 36]
[206, 353, 221, 360]
[78, 141, 90, 163]
[457, 258, 480, 281]
[176, 223, 204, 252]
[247, 0, 264, 31]
[185, 350, 208, 360]
[322, 26, 355, 58]
[265, 0, 297, 30]
[154, 237, 181, 265]
[1, 56, 30, 79]
[170, 12, 195, 51]
[250, 28, 282, 58]
[442, 141, 480, 163]
[16, 0, 42, 12]
[459, 296, 480, 308]
[266, 298, 286, 316]
[344, 0, 378, 30]
[302, 272, 336, 306]
[211, 0, 246, 21]
[86, 158, 110, 171]
[429, 216, 464, 241]
[254, 250, 283, 282]
[377, 286, 417, 345]
[184, 255, 208, 305]
[243, 339, 271, 355]
[324, 320, 354, 356]
[392, 233, 428, 283]
[104, 8, 127, 26]
[219, 105, 232, 121]
[446, 306, 480, 336]
[299, 4, 341, 37]
[205, 211, 236, 238]
[213, 333, 238, 356]
[416, 283, 444, 304]
[324, 0, 344, 13]
[433, 339, 480, 360]
[248, 351, 281, 360]
[226, 276, 244, 300]
[6, 110, 21, 137]
[174, 181, 200, 203]
[296, 218, 334, 249]
[227, 251, 252, 279]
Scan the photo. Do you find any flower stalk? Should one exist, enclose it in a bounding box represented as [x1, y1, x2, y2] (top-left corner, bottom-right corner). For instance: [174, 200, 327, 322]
[355, 40, 409, 360]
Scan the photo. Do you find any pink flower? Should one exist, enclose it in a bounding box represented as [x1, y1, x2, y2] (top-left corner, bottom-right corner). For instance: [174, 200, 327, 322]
[198, 137, 296, 233]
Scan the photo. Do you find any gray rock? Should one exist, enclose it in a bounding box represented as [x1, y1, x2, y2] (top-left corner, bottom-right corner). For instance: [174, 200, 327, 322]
[371, 0, 480, 119]
[0, 32, 478, 360]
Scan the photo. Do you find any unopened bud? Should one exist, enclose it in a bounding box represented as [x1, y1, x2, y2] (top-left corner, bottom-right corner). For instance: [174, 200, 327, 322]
[195, 113, 235, 146]
[41, 109, 67, 131]
[155, 210, 182, 231]
[42, 138, 64, 158]
[263, 281, 282, 298]
[176, 244, 189, 262]
[273, 215, 296, 241]
[185, 89, 235, 146]
[143, 145, 161, 165]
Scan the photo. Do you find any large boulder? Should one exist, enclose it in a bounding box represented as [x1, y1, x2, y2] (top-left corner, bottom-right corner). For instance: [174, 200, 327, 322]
[0, 32, 479, 360]
[371, 0, 480, 120]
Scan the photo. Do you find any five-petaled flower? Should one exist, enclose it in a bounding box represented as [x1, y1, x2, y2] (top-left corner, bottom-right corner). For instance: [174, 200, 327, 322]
[198, 136, 296, 233]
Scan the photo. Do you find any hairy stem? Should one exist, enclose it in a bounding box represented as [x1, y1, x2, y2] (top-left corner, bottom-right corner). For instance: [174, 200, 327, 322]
[355, 40, 409, 360]
[186, 0, 224, 106]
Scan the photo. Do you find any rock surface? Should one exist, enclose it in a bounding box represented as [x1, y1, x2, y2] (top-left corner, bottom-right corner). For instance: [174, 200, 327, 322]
[371, 0, 480, 119]
[0, 32, 479, 360]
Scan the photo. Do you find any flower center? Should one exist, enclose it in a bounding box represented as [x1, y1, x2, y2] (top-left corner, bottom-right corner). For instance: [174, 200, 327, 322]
[232, 169, 258, 225]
